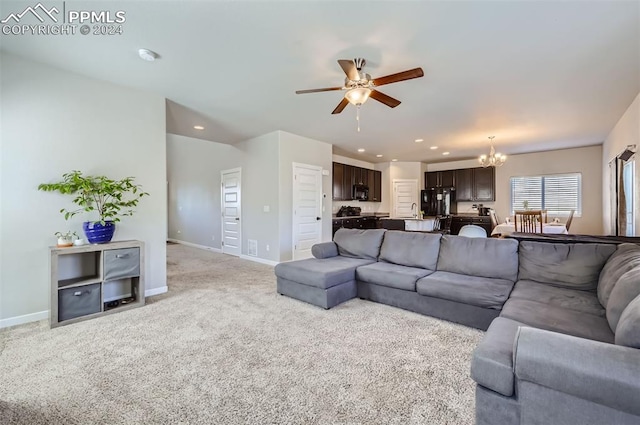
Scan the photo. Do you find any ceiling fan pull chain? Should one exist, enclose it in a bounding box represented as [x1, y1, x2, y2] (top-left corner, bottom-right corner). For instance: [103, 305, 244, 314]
[356, 104, 361, 132]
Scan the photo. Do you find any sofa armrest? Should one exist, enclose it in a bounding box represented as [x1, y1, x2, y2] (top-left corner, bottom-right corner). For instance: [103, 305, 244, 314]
[514, 327, 640, 416]
[311, 242, 339, 259]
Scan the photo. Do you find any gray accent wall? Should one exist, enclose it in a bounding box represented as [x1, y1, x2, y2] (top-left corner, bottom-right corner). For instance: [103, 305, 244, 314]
[0, 53, 167, 325]
[166, 130, 333, 263]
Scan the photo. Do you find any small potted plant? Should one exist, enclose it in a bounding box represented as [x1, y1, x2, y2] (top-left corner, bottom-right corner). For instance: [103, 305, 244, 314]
[55, 231, 78, 247]
[39, 171, 149, 244]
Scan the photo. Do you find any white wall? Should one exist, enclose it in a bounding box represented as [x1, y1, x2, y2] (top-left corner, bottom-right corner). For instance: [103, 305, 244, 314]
[280, 131, 333, 261]
[602, 92, 640, 235]
[166, 134, 241, 248]
[427, 146, 604, 234]
[0, 53, 167, 326]
[235, 132, 281, 262]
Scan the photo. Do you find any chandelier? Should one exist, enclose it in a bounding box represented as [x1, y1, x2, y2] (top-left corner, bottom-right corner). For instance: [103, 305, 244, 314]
[479, 136, 506, 167]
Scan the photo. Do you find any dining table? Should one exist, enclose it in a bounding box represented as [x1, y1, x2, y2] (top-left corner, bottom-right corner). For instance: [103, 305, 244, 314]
[491, 222, 568, 236]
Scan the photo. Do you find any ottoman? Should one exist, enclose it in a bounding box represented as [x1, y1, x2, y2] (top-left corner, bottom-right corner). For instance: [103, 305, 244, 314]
[275, 256, 374, 309]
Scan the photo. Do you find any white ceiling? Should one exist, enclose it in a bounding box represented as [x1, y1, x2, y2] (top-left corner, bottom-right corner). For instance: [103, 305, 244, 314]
[1, 1, 638, 163]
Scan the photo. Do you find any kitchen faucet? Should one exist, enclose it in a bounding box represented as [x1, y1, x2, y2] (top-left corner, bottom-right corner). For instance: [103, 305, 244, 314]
[411, 202, 417, 218]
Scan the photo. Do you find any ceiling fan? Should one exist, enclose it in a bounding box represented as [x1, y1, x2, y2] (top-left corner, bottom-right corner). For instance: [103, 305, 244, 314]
[295, 58, 424, 115]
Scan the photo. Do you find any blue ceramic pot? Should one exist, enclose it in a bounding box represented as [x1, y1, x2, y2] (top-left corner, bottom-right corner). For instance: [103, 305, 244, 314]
[83, 221, 115, 244]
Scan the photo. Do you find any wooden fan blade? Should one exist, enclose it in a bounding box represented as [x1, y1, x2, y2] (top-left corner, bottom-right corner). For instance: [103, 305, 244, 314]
[331, 98, 349, 114]
[372, 67, 424, 87]
[296, 87, 343, 94]
[370, 90, 401, 108]
[338, 59, 359, 81]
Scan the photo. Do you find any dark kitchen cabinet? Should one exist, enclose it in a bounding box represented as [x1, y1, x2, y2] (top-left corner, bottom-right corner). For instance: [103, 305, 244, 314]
[454, 167, 494, 202]
[332, 162, 382, 202]
[450, 216, 493, 236]
[425, 170, 455, 189]
[333, 162, 346, 201]
[473, 167, 495, 202]
[454, 169, 474, 201]
[370, 170, 382, 202]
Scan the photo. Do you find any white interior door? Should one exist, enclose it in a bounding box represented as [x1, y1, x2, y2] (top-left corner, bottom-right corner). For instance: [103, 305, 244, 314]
[221, 168, 241, 256]
[293, 163, 322, 260]
[393, 179, 418, 218]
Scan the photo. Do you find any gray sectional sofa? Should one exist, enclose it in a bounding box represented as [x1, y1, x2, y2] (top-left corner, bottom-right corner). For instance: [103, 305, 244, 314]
[274, 228, 640, 424]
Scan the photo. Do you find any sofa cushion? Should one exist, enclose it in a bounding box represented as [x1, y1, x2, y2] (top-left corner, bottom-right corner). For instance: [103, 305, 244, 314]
[333, 228, 386, 260]
[416, 271, 515, 309]
[356, 262, 433, 292]
[379, 231, 441, 270]
[518, 241, 616, 291]
[437, 235, 519, 281]
[598, 243, 640, 308]
[500, 298, 614, 343]
[509, 280, 604, 317]
[616, 295, 640, 348]
[471, 317, 528, 397]
[274, 257, 374, 289]
[607, 268, 640, 332]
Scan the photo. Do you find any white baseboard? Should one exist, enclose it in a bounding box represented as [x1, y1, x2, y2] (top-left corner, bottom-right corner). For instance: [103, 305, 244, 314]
[240, 255, 279, 266]
[145, 286, 168, 297]
[169, 238, 278, 266]
[167, 238, 222, 253]
[0, 310, 48, 329]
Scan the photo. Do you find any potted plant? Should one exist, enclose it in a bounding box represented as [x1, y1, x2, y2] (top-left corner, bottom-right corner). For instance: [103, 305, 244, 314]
[55, 231, 78, 247]
[38, 171, 149, 244]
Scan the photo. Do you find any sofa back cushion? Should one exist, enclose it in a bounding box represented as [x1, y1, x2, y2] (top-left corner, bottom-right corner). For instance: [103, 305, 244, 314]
[379, 231, 441, 270]
[615, 294, 640, 348]
[437, 235, 519, 281]
[333, 228, 386, 260]
[606, 268, 640, 332]
[598, 244, 640, 308]
[518, 241, 616, 290]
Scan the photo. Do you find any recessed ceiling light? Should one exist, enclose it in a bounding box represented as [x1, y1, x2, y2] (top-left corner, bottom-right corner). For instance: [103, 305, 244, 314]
[357, 148, 365, 153]
[392, 159, 398, 162]
[442, 152, 450, 156]
[415, 138, 424, 143]
[193, 125, 204, 130]
[430, 146, 438, 150]
[376, 154, 383, 158]
[138, 48, 158, 62]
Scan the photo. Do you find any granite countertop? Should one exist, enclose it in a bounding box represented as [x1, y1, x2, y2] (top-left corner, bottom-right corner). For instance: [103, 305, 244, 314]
[453, 213, 491, 218]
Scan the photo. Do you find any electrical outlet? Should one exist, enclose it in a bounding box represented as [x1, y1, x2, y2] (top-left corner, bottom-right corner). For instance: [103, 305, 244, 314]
[211, 235, 215, 241]
[266, 244, 270, 251]
[177, 230, 181, 234]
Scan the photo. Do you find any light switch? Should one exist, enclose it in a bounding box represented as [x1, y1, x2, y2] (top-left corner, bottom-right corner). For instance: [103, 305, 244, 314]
[263, 205, 270, 212]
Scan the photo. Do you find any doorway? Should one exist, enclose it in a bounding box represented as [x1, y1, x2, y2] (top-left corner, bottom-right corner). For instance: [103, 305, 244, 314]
[292, 163, 322, 260]
[221, 168, 242, 256]
[392, 179, 418, 218]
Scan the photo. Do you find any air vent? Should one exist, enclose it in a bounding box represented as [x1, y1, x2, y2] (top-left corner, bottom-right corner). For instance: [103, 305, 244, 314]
[248, 239, 258, 257]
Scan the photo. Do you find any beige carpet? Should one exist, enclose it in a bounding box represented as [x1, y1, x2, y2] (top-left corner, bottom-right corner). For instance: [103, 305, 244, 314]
[0, 244, 483, 424]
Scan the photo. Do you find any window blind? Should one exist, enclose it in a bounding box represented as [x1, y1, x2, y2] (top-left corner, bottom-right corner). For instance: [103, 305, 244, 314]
[510, 173, 581, 215]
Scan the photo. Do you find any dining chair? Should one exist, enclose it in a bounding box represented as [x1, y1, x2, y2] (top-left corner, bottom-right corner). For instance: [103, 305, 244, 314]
[565, 209, 575, 232]
[489, 210, 500, 228]
[541, 209, 548, 223]
[514, 210, 544, 233]
[458, 224, 487, 238]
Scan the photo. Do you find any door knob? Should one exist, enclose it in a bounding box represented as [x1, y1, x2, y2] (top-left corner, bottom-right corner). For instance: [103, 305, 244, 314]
[235, 217, 240, 221]
[316, 217, 321, 221]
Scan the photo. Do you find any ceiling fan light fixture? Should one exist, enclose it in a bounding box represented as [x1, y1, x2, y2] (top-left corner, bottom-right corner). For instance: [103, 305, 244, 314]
[345, 87, 371, 105]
